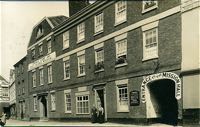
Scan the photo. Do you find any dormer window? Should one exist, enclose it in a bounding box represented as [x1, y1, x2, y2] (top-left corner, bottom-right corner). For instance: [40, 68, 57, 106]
[142, 0, 158, 13]
[36, 25, 43, 38]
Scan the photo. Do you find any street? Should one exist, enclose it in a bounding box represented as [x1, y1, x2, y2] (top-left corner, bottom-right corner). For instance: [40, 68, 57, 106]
[5, 119, 178, 127]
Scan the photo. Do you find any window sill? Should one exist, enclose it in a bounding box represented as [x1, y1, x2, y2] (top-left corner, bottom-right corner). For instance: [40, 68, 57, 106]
[94, 30, 103, 36]
[115, 63, 128, 68]
[76, 113, 90, 115]
[63, 77, 70, 81]
[114, 20, 127, 27]
[117, 110, 129, 113]
[33, 86, 36, 88]
[48, 82, 52, 85]
[51, 110, 56, 112]
[63, 47, 69, 50]
[95, 69, 104, 73]
[142, 56, 158, 62]
[142, 6, 158, 14]
[65, 111, 72, 114]
[39, 84, 44, 87]
[34, 110, 37, 112]
[77, 39, 85, 44]
[77, 74, 86, 78]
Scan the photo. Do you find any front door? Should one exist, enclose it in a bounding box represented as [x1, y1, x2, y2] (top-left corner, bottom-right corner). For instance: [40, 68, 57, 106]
[95, 88, 107, 121]
[40, 96, 47, 119]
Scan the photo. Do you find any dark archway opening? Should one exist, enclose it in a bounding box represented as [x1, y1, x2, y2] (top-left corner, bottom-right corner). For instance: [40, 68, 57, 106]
[41, 96, 47, 117]
[148, 79, 178, 125]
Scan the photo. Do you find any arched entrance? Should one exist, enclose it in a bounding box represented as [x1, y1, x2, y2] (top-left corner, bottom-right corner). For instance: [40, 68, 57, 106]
[141, 72, 181, 125]
[147, 79, 178, 125]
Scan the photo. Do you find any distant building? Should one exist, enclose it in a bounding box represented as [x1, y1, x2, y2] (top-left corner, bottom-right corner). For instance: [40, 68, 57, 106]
[9, 69, 16, 119]
[14, 0, 200, 125]
[0, 75, 9, 115]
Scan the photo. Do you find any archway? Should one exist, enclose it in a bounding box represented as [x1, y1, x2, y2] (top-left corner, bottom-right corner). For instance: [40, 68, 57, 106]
[147, 79, 178, 125]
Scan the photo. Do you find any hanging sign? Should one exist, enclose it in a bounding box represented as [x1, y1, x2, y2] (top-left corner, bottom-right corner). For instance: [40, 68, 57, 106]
[141, 72, 181, 103]
[130, 91, 140, 106]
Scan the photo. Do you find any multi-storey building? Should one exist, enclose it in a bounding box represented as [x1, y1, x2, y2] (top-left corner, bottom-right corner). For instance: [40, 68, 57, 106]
[9, 69, 16, 119]
[14, 56, 29, 120]
[14, 0, 200, 125]
[0, 75, 9, 115]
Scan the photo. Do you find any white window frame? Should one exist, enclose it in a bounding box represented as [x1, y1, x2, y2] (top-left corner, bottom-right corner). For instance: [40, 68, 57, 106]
[94, 43, 104, 72]
[75, 92, 90, 114]
[39, 44, 43, 56]
[47, 40, 52, 54]
[50, 92, 56, 111]
[142, 0, 158, 13]
[77, 51, 86, 77]
[47, 65, 53, 84]
[33, 96, 37, 111]
[63, 57, 70, 80]
[115, 1, 127, 25]
[77, 22, 85, 43]
[115, 33, 128, 66]
[63, 31, 69, 49]
[32, 70, 36, 88]
[142, 21, 159, 61]
[64, 90, 72, 113]
[115, 79, 129, 112]
[39, 68, 44, 86]
[94, 12, 104, 34]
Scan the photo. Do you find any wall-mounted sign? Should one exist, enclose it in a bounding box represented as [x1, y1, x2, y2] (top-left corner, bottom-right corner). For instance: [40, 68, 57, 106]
[141, 72, 181, 103]
[28, 52, 56, 71]
[130, 91, 140, 106]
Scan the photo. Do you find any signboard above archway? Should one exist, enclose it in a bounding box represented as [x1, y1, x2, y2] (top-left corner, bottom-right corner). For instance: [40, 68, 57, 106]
[141, 72, 181, 103]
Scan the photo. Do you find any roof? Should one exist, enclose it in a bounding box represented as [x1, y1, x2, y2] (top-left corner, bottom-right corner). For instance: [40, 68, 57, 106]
[47, 15, 68, 28]
[14, 55, 27, 67]
[0, 75, 8, 83]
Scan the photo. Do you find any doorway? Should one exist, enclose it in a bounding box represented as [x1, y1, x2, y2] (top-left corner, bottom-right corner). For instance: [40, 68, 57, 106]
[40, 96, 47, 119]
[147, 79, 178, 125]
[95, 88, 107, 121]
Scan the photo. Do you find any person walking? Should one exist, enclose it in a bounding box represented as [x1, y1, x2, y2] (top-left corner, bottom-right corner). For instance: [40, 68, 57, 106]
[0, 112, 6, 127]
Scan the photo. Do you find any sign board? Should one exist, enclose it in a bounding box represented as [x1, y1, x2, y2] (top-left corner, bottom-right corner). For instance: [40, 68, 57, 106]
[141, 72, 181, 103]
[130, 91, 140, 106]
[28, 52, 56, 71]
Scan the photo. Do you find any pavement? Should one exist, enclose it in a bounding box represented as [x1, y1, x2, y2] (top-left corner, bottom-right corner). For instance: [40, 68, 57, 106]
[4, 119, 182, 127]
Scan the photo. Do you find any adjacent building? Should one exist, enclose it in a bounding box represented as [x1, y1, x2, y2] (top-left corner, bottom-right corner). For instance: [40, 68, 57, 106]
[0, 75, 9, 115]
[9, 69, 16, 119]
[14, 0, 200, 125]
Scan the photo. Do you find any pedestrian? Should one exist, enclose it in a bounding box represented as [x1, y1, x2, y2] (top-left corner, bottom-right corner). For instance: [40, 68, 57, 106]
[0, 112, 6, 127]
[91, 105, 97, 123]
[97, 104, 104, 123]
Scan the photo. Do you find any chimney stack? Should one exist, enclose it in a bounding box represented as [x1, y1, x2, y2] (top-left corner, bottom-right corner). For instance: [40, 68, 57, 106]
[69, 0, 90, 17]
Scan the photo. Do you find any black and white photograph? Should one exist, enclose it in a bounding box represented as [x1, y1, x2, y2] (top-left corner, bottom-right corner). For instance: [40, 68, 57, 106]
[0, 0, 200, 126]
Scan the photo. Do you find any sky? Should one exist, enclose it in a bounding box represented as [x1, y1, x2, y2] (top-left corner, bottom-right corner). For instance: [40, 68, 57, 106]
[0, 1, 69, 81]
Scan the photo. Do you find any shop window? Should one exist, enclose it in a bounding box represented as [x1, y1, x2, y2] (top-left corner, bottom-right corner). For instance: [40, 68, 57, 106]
[115, 1, 127, 25]
[64, 91, 72, 113]
[50, 92, 56, 111]
[33, 96, 37, 111]
[77, 22, 85, 43]
[47, 65, 53, 83]
[47, 40, 52, 54]
[116, 39, 127, 65]
[32, 71, 36, 87]
[63, 31, 69, 49]
[63, 58, 70, 80]
[39, 68, 44, 86]
[142, 0, 158, 13]
[94, 13, 104, 34]
[76, 95, 89, 114]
